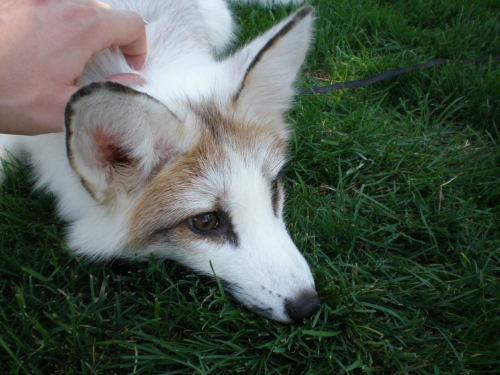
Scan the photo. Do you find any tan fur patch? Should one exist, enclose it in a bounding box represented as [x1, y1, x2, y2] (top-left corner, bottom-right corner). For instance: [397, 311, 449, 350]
[127, 102, 288, 247]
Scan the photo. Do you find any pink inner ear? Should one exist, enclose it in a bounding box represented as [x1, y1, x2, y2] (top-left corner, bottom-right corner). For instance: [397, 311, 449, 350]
[92, 129, 132, 166]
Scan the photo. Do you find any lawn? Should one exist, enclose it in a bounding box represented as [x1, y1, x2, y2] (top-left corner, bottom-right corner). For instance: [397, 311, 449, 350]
[1, 0, 499, 373]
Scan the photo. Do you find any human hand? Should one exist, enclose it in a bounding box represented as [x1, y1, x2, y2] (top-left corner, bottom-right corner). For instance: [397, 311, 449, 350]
[0, 0, 147, 135]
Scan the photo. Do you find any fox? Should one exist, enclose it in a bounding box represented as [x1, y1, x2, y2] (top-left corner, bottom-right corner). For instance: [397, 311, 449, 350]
[0, 0, 319, 323]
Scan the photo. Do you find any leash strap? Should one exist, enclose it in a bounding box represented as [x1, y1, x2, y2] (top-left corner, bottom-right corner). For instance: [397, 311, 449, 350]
[299, 55, 500, 95]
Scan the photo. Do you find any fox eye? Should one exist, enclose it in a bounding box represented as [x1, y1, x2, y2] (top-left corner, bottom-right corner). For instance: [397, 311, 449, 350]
[188, 212, 220, 233]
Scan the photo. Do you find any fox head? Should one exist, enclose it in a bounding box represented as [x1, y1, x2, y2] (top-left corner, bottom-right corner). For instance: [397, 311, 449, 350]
[64, 7, 318, 323]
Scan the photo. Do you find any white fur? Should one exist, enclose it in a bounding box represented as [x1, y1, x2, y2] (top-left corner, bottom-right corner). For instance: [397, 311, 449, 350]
[0, 0, 317, 323]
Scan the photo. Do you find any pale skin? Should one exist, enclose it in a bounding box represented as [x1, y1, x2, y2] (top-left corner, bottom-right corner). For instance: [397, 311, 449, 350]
[0, 0, 147, 135]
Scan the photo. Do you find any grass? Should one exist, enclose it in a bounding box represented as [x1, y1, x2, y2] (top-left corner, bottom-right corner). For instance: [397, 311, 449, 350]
[1, 0, 499, 373]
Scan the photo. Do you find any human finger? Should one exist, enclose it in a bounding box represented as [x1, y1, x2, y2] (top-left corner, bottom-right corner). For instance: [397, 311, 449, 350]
[91, 8, 147, 70]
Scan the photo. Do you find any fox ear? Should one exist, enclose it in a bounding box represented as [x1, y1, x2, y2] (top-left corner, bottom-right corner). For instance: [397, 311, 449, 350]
[230, 6, 313, 125]
[65, 82, 192, 205]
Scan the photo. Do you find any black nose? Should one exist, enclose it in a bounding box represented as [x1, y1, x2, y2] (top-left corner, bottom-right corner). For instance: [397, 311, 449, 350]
[284, 290, 320, 323]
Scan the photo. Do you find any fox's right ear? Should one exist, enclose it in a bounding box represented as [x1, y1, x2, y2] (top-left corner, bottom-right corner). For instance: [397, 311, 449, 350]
[228, 6, 313, 127]
[65, 82, 195, 206]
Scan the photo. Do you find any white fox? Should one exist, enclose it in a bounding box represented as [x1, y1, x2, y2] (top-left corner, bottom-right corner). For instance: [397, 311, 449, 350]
[0, 0, 319, 323]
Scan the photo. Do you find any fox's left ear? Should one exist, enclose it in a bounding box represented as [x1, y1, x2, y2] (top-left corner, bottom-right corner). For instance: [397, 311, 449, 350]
[230, 6, 313, 125]
[65, 82, 195, 206]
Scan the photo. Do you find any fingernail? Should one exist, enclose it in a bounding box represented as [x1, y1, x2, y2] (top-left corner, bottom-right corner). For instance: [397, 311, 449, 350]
[106, 73, 145, 87]
[126, 54, 146, 70]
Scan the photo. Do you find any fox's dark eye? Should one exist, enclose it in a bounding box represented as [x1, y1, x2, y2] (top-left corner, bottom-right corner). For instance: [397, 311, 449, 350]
[188, 212, 220, 233]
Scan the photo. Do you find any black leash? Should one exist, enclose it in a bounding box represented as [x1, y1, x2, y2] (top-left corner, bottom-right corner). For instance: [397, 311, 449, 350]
[299, 55, 500, 95]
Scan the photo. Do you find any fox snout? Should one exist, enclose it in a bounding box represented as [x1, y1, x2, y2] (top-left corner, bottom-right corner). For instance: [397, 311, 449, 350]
[285, 290, 321, 323]
[226, 280, 320, 324]
[243, 288, 320, 324]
